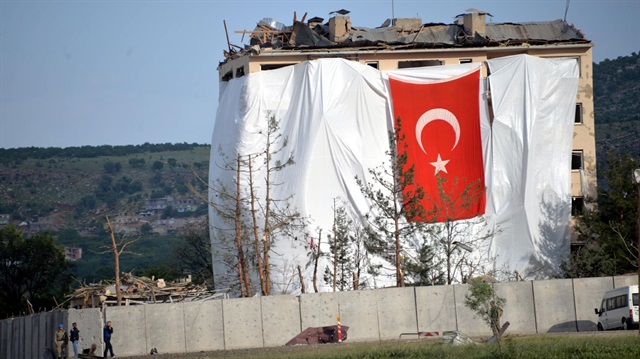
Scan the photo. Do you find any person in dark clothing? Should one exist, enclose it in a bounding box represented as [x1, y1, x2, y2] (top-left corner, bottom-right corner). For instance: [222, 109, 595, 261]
[103, 321, 115, 358]
[69, 322, 80, 358]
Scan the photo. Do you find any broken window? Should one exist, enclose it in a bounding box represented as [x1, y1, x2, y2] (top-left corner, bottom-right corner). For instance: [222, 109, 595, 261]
[397, 60, 442, 69]
[235, 66, 245, 78]
[221, 70, 233, 82]
[261, 63, 296, 71]
[366, 61, 379, 69]
[571, 150, 583, 170]
[575, 103, 583, 124]
[571, 197, 584, 216]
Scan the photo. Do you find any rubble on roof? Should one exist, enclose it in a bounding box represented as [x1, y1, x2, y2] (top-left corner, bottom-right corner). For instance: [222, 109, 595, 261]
[67, 272, 227, 308]
[224, 11, 589, 64]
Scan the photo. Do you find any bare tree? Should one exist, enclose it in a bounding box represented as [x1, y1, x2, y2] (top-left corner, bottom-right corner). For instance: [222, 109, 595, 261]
[424, 176, 497, 284]
[250, 115, 305, 295]
[189, 152, 253, 297]
[103, 213, 140, 306]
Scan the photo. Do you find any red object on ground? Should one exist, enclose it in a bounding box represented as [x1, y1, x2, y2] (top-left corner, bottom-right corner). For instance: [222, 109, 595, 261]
[285, 325, 349, 346]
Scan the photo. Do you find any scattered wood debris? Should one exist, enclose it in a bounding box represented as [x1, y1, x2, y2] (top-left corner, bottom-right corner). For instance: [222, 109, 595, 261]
[67, 272, 228, 308]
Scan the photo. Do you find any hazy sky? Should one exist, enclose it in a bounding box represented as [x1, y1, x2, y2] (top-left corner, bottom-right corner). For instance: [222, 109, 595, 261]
[1, 0, 639, 149]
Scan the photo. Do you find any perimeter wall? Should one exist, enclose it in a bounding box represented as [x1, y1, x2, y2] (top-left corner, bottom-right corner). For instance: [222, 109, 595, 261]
[1, 275, 637, 358]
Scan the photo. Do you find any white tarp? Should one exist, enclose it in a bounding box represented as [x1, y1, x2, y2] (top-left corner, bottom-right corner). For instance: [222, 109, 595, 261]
[209, 55, 578, 292]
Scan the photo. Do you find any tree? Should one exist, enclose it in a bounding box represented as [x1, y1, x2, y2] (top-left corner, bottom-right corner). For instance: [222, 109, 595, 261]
[424, 176, 495, 284]
[103, 161, 122, 174]
[357, 118, 427, 287]
[323, 199, 372, 290]
[152, 160, 164, 171]
[564, 150, 638, 277]
[104, 214, 140, 306]
[173, 217, 214, 285]
[464, 278, 506, 341]
[0, 226, 72, 317]
[249, 115, 304, 295]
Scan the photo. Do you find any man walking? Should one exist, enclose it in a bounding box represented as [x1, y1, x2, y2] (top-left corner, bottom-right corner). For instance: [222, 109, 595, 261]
[69, 322, 80, 358]
[103, 321, 115, 358]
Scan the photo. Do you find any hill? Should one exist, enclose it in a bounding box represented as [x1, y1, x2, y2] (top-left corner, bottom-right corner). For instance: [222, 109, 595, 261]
[594, 52, 640, 165]
[0, 143, 212, 282]
[0, 143, 210, 234]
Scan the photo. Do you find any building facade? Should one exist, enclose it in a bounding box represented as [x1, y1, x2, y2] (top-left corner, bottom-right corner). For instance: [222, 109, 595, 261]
[218, 12, 596, 214]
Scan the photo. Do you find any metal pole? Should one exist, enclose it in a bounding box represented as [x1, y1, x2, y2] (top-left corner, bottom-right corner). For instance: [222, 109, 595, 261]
[634, 166, 640, 335]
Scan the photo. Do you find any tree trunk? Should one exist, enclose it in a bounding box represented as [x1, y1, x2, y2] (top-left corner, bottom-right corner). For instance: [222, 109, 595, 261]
[297, 265, 305, 293]
[235, 154, 252, 297]
[313, 229, 322, 292]
[248, 155, 266, 295]
[106, 215, 122, 306]
[263, 132, 272, 295]
[332, 199, 338, 292]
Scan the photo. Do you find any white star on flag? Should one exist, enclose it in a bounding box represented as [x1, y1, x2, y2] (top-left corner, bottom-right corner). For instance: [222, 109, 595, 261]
[430, 154, 450, 175]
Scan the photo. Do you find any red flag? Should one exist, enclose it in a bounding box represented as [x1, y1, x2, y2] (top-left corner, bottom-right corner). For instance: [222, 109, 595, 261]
[388, 69, 485, 222]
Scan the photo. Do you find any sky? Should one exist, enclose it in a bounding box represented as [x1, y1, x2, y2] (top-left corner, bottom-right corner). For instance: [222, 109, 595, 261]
[1, 0, 639, 149]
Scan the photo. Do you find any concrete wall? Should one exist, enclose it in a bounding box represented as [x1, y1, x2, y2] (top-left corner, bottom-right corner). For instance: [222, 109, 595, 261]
[2, 275, 639, 357]
[533, 279, 577, 333]
[496, 280, 537, 334]
[416, 285, 457, 334]
[572, 277, 614, 331]
[183, 300, 224, 352]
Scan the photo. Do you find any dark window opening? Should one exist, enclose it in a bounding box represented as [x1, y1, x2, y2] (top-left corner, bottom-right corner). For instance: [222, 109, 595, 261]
[459, 58, 472, 64]
[366, 62, 379, 69]
[235, 67, 245, 78]
[572, 151, 583, 170]
[398, 60, 443, 69]
[575, 103, 583, 124]
[221, 70, 233, 82]
[571, 197, 584, 216]
[260, 63, 295, 71]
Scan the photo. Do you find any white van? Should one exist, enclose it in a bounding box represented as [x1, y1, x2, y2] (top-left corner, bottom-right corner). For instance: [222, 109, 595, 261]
[594, 285, 639, 330]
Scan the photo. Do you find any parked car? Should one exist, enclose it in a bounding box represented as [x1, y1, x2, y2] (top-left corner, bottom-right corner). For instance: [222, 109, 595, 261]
[594, 285, 639, 330]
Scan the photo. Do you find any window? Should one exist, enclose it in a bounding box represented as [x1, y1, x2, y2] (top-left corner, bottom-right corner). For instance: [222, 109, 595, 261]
[575, 103, 583, 124]
[571, 151, 583, 170]
[633, 293, 638, 306]
[398, 60, 442, 69]
[235, 66, 245, 78]
[366, 61, 379, 69]
[459, 58, 472, 64]
[571, 197, 584, 216]
[221, 70, 233, 82]
[260, 63, 295, 71]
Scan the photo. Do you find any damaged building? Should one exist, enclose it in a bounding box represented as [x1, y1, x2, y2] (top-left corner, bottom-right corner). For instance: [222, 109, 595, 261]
[219, 10, 595, 211]
[212, 9, 596, 288]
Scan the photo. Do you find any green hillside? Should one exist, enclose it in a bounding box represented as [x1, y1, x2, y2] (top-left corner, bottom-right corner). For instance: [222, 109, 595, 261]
[594, 52, 640, 166]
[0, 143, 211, 282]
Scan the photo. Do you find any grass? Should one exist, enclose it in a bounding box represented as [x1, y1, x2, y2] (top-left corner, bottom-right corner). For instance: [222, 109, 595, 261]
[127, 333, 640, 359]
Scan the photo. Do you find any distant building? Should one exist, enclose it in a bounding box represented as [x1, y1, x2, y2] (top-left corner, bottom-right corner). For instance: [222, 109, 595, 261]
[65, 247, 83, 261]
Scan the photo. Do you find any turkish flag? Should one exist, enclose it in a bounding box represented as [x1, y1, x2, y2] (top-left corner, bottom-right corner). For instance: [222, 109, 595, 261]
[388, 69, 485, 223]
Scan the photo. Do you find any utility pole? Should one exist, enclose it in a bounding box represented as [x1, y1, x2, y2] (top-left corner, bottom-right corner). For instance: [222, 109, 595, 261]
[634, 166, 640, 336]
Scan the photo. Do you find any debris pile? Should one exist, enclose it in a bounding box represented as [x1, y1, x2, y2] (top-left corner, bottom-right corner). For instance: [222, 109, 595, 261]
[67, 273, 227, 308]
[222, 9, 589, 64]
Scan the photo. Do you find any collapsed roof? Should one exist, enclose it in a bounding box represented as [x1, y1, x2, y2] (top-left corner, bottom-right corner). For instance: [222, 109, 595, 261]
[222, 11, 589, 64]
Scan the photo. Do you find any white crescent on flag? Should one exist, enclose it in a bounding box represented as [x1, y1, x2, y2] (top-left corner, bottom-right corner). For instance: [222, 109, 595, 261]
[415, 108, 461, 155]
